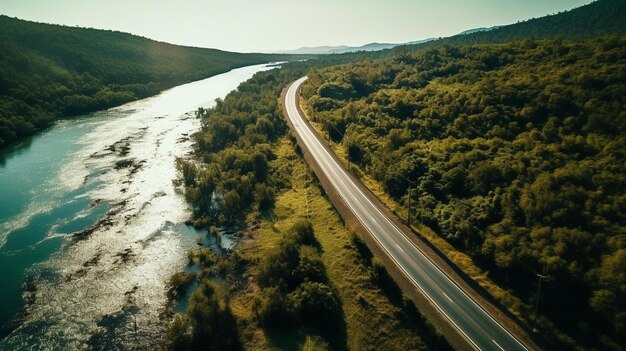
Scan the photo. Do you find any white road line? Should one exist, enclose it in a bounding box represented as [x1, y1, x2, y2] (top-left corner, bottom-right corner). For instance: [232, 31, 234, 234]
[443, 292, 454, 303]
[493, 339, 505, 351]
[285, 78, 483, 351]
[285, 77, 531, 351]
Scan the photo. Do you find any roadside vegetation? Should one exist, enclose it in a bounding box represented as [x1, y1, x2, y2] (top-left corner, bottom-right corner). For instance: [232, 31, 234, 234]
[300, 37, 626, 350]
[166, 66, 449, 350]
[0, 15, 290, 147]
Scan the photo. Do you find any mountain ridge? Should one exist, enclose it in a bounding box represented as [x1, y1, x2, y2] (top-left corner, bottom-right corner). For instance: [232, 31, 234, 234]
[277, 38, 436, 55]
[407, 0, 626, 48]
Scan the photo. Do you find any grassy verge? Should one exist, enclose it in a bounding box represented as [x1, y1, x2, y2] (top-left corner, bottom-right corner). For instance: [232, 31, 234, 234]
[230, 136, 448, 351]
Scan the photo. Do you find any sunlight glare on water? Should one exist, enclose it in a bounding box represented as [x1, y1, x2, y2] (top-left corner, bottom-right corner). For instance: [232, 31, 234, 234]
[0, 63, 277, 349]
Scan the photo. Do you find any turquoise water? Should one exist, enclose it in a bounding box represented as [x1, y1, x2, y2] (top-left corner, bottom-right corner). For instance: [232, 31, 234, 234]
[0, 63, 276, 349]
[0, 118, 109, 335]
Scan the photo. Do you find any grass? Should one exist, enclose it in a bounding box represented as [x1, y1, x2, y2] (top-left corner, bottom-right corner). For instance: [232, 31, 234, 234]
[230, 137, 438, 351]
[301, 100, 528, 322]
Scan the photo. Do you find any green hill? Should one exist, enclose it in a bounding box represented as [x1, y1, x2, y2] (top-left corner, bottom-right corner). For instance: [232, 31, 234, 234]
[307, 0, 626, 64]
[407, 0, 626, 48]
[0, 15, 290, 147]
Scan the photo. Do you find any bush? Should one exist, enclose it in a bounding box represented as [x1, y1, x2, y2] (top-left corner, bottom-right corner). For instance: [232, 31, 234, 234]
[294, 245, 327, 284]
[286, 220, 316, 247]
[187, 248, 216, 268]
[256, 221, 341, 334]
[257, 240, 299, 289]
[288, 282, 342, 330]
[254, 286, 296, 328]
[165, 281, 242, 350]
[167, 272, 196, 300]
[258, 220, 320, 290]
[186, 281, 242, 351]
[165, 314, 193, 351]
[254, 183, 275, 211]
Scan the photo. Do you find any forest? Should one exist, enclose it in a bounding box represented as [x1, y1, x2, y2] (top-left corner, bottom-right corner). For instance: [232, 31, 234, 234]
[179, 66, 306, 228]
[300, 37, 625, 350]
[0, 15, 290, 147]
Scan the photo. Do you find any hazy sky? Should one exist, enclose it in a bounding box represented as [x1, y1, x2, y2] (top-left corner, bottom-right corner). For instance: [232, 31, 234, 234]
[0, 0, 592, 52]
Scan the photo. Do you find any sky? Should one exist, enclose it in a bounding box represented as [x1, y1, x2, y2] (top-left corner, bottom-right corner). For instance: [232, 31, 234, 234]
[0, 0, 592, 53]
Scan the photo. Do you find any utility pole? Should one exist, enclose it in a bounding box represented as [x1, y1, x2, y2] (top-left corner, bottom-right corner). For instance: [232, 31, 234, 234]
[347, 142, 351, 171]
[407, 186, 412, 228]
[326, 120, 330, 140]
[534, 273, 548, 322]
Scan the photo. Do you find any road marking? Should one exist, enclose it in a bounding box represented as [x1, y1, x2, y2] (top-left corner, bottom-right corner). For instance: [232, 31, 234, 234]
[285, 78, 530, 351]
[443, 292, 453, 303]
[286, 79, 482, 351]
[492, 339, 505, 351]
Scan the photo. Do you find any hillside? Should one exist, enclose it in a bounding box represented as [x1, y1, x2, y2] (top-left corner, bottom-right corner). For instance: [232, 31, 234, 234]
[281, 0, 626, 58]
[408, 0, 626, 48]
[0, 15, 291, 147]
[301, 37, 626, 350]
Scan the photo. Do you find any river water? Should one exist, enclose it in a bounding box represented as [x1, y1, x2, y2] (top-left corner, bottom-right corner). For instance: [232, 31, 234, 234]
[0, 63, 276, 349]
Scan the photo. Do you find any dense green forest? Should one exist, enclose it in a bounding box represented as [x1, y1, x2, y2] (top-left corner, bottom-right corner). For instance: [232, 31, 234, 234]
[301, 37, 626, 350]
[0, 15, 290, 147]
[179, 67, 304, 228]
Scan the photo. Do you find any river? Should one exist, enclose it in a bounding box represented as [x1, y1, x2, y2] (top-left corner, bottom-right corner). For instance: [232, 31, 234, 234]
[0, 63, 276, 349]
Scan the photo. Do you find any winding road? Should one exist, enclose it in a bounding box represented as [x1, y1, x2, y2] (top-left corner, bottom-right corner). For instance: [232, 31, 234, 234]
[285, 76, 530, 351]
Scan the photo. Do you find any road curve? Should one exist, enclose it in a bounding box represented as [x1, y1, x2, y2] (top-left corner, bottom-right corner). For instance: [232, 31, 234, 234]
[285, 76, 529, 351]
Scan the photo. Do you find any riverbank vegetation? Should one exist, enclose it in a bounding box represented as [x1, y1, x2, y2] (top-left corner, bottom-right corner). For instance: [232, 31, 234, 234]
[300, 37, 626, 350]
[0, 15, 291, 147]
[167, 65, 449, 350]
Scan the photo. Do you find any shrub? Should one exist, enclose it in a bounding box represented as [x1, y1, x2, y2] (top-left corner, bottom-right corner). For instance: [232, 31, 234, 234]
[288, 282, 342, 330]
[254, 286, 296, 328]
[167, 272, 196, 299]
[294, 245, 327, 284]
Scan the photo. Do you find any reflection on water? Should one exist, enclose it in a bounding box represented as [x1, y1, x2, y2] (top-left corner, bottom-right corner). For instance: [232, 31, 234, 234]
[0, 137, 34, 167]
[0, 63, 276, 349]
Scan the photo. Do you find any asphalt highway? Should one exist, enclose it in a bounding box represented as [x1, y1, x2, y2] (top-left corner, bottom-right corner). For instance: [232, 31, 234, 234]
[285, 76, 529, 351]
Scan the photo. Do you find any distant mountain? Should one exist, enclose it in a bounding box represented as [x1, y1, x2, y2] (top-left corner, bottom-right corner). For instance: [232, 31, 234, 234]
[0, 15, 291, 147]
[278, 25, 507, 55]
[331, 42, 397, 54]
[278, 38, 435, 55]
[280, 45, 350, 55]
